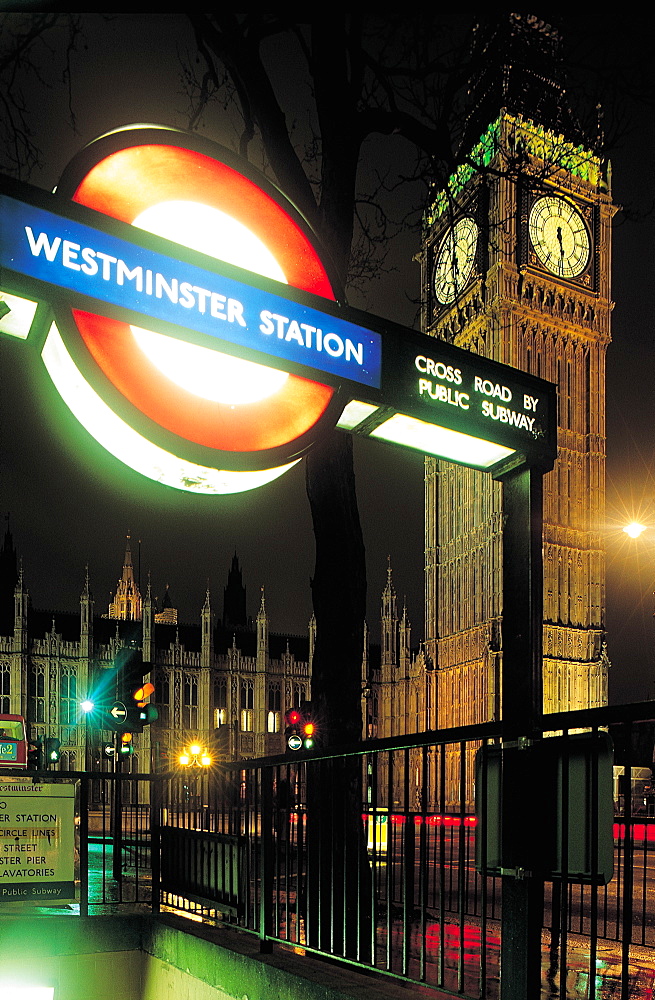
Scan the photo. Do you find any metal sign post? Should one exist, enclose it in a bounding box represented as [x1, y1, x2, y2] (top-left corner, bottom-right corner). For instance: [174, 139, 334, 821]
[497, 463, 545, 999]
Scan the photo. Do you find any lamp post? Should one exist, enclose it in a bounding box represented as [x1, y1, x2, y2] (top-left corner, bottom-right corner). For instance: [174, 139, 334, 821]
[178, 743, 212, 768]
[178, 744, 212, 824]
[80, 698, 94, 773]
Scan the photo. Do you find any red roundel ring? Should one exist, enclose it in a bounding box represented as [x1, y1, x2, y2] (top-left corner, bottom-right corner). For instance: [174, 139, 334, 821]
[53, 126, 339, 467]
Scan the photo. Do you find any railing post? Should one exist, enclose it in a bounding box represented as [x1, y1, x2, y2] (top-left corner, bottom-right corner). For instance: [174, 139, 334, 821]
[259, 766, 274, 951]
[79, 773, 89, 917]
[620, 722, 634, 1000]
[112, 763, 123, 882]
[151, 775, 162, 914]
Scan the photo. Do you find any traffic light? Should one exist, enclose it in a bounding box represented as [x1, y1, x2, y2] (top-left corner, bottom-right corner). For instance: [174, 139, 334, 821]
[301, 718, 316, 750]
[28, 737, 43, 770]
[284, 703, 317, 751]
[115, 645, 145, 701]
[130, 680, 158, 729]
[285, 707, 302, 751]
[119, 732, 134, 756]
[44, 736, 61, 765]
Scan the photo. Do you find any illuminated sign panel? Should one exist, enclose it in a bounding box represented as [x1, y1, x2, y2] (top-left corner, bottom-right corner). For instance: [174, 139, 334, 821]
[0, 782, 75, 903]
[377, 327, 557, 466]
[0, 191, 381, 390]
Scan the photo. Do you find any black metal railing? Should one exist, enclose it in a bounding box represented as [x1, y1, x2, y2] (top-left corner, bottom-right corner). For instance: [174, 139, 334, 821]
[158, 702, 655, 1000]
[2, 701, 654, 999]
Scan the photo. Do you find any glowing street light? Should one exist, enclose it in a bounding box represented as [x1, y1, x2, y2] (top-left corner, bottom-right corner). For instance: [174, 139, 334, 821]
[623, 522, 648, 539]
[80, 699, 94, 713]
[178, 744, 212, 767]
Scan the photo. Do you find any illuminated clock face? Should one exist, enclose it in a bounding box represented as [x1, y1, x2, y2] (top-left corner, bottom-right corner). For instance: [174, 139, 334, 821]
[528, 196, 590, 278]
[433, 217, 479, 306]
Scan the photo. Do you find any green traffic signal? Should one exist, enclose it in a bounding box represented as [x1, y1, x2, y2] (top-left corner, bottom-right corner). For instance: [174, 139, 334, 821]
[44, 736, 61, 764]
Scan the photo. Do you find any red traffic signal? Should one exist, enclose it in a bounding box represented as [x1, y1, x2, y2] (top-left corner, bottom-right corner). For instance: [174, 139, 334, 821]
[285, 704, 317, 751]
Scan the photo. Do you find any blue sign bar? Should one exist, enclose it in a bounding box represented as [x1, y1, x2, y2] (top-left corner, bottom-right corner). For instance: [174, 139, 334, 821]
[0, 194, 381, 389]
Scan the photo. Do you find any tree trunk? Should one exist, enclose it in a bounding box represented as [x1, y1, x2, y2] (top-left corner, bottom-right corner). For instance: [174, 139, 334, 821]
[304, 430, 371, 960]
[305, 431, 365, 746]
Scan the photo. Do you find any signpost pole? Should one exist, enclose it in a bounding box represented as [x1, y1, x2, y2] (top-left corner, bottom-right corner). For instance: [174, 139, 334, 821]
[498, 463, 545, 1000]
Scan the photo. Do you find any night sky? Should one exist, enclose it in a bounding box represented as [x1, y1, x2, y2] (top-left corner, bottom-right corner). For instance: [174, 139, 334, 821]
[0, 14, 652, 705]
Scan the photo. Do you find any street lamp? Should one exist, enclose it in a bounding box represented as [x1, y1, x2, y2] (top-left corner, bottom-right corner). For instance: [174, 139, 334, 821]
[178, 743, 212, 767]
[80, 697, 95, 771]
[623, 522, 648, 539]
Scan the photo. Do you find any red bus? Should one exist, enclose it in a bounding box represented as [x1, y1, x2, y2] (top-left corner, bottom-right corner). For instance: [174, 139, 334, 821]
[0, 715, 28, 768]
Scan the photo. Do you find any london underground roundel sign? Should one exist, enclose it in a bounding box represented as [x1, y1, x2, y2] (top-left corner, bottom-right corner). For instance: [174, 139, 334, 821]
[46, 125, 343, 494]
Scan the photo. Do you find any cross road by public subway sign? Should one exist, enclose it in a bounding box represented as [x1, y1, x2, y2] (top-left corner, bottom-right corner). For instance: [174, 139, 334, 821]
[0, 126, 557, 493]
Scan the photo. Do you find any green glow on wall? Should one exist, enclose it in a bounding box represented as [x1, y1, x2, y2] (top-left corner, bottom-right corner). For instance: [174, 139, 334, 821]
[426, 113, 601, 226]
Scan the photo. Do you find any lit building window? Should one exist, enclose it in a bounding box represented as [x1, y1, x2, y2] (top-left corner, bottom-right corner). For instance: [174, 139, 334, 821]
[156, 675, 170, 728]
[183, 674, 198, 729]
[60, 670, 77, 725]
[240, 681, 253, 732]
[267, 684, 281, 733]
[213, 676, 227, 726]
[0, 664, 10, 714]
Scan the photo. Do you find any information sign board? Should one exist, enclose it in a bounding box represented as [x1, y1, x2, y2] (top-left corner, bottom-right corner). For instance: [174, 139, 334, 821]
[380, 326, 557, 465]
[0, 781, 75, 903]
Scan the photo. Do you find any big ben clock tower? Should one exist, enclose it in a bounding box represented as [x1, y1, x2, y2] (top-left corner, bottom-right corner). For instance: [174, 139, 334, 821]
[423, 16, 611, 728]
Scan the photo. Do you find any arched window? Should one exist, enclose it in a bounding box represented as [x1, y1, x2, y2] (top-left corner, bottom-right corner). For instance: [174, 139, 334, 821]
[0, 663, 10, 714]
[240, 681, 254, 732]
[183, 674, 198, 729]
[60, 669, 77, 725]
[267, 684, 281, 733]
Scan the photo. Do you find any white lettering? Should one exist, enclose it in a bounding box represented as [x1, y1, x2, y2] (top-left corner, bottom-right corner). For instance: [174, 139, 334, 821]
[301, 323, 315, 347]
[62, 240, 80, 271]
[179, 281, 195, 309]
[285, 320, 305, 347]
[210, 293, 226, 319]
[80, 247, 98, 276]
[345, 339, 363, 365]
[414, 355, 461, 384]
[474, 377, 512, 402]
[323, 332, 344, 358]
[155, 273, 178, 303]
[523, 394, 539, 412]
[24, 227, 61, 262]
[192, 285, 211, 314]
[418, 378, 469, 409]
[95, 251, 117, 281]
[259, 310, 275, 335]
[481, 401, 534, 431]
[116, 259, 143, 291]
[227, 298, 246, 326]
